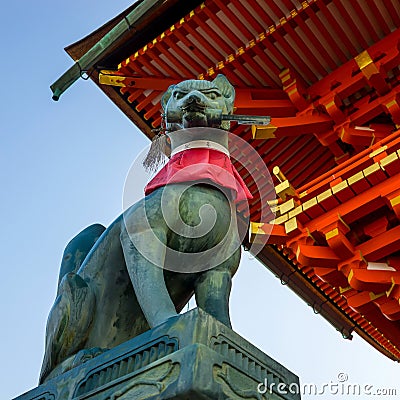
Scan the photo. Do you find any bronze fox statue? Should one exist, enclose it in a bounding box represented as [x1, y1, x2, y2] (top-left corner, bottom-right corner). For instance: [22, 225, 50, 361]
[40, 75, 245, 383]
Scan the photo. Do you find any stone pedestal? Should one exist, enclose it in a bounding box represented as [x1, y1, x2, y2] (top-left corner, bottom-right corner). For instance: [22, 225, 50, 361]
[15, 309, 301, 400]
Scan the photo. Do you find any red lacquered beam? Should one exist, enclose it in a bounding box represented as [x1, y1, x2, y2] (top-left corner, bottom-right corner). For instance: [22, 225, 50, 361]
[304, 6, 348, 64]
[365, 0, 391, 36]
[317, 1, 358, 56]
[332, 0, 369, 49]
[294, 15, 337, 71]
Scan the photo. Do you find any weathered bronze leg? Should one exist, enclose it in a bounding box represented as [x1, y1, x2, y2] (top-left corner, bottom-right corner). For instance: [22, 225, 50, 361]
[40, 272, 96, 383]
[120, 224, 178, 328]
[194, 247, 241, 328]
[39, 224, 105, 384]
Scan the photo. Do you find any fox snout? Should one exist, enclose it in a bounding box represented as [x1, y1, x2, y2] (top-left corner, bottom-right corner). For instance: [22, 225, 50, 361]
[178, 91, 208, 112]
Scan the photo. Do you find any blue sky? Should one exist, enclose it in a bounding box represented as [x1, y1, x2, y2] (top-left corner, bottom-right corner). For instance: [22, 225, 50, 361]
[2, 1, 399, 399]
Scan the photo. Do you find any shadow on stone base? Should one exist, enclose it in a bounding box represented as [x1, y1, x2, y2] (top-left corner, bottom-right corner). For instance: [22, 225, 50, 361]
[14, 309, 301, 399]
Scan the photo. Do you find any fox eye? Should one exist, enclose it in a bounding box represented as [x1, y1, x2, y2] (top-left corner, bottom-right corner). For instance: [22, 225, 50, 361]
[173, 90, 185, 100]
[205, 91, 221, 100]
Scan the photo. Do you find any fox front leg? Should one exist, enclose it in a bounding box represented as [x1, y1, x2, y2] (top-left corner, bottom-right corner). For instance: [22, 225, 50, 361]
[120, 195, 177, 328]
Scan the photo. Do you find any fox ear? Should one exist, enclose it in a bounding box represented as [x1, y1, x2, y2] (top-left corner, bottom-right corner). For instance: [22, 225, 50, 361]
[212, 74, 235, 113]
[161, 84, 176, 110]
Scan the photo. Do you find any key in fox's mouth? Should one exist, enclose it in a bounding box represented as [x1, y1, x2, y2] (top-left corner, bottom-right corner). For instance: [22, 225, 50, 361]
[181, 102, 206, 114]
[181, 99, 207, 124]
[181, 109, 208, 127]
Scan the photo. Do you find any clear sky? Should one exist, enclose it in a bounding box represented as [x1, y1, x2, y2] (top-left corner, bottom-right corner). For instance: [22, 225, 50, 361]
[2, 1, 399, 399]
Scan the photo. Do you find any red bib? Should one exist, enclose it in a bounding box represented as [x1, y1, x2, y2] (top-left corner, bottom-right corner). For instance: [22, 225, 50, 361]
[145, 148, 252, 202]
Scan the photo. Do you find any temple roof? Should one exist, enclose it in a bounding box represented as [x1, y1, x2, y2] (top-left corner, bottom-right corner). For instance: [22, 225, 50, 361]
[58, 0, 400, 360]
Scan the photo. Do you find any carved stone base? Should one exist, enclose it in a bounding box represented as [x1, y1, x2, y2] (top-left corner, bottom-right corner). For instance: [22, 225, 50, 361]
[14, 309, 301, 400]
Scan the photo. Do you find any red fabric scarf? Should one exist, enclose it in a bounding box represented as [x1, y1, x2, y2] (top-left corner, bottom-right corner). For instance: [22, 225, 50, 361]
[145, 148, 252, 202]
